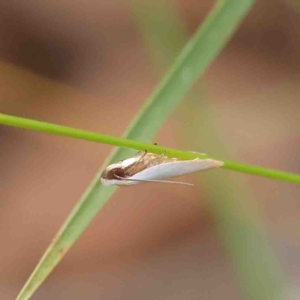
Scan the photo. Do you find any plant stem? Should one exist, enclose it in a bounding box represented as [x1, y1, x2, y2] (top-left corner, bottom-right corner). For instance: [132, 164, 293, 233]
[12, 1, 261, 299]
[1, 113, 299, 185]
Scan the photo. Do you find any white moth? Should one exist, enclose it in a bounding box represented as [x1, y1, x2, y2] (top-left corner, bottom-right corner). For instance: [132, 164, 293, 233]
[101, 151, 223, 187]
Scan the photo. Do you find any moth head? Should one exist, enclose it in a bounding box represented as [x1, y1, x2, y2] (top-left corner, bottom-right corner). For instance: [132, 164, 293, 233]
[101, 164, 127, 186]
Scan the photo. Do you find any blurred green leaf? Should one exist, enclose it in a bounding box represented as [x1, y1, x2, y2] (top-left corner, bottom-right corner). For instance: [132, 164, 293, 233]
[131, 0, 286, 300]
[16, 1, 255, 299]
[285, 0, 300, 12]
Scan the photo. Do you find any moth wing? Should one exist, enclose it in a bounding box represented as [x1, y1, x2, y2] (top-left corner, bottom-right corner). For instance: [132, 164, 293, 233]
[130, 158, 223, 181]
[123, 152, 174, 176]
[115, 177, 194, 186]
[120, 157, 141, 168]
[101, 177, 138, 187]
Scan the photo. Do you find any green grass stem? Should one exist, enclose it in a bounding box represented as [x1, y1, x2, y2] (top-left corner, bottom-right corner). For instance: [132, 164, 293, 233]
[1, 112, 299, 185]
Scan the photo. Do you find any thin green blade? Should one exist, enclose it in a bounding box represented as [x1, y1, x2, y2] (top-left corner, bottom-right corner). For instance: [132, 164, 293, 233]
[16, 1, 254, 299]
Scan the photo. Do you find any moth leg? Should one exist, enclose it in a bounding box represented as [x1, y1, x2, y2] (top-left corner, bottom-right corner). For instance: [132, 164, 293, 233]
[158, 149, 167, 158]
[141, 149, 147, 159]
[134, 149, 147, 158]
[133, 149, 147, 161]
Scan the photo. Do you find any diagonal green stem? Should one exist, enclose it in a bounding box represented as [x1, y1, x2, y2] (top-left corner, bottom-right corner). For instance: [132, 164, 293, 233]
[10, 1, 256, 299]
[1, 113, 300, 185]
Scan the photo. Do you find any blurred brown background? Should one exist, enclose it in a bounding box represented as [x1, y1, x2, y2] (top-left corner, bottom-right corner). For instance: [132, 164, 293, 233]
[1, 0, 300, 299]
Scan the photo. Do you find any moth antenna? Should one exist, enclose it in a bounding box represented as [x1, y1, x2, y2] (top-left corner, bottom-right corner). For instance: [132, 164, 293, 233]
[114, 175, 194, 187]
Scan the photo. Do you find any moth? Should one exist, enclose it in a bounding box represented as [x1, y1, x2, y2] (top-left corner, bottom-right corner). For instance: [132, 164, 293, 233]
[101, 151, 223, 187]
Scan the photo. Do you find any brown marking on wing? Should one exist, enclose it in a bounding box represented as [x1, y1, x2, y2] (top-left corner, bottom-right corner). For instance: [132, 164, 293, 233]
[124, 152, 177, 176]
[101, 152, 179, 180]
[124, 158, 148, 176]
